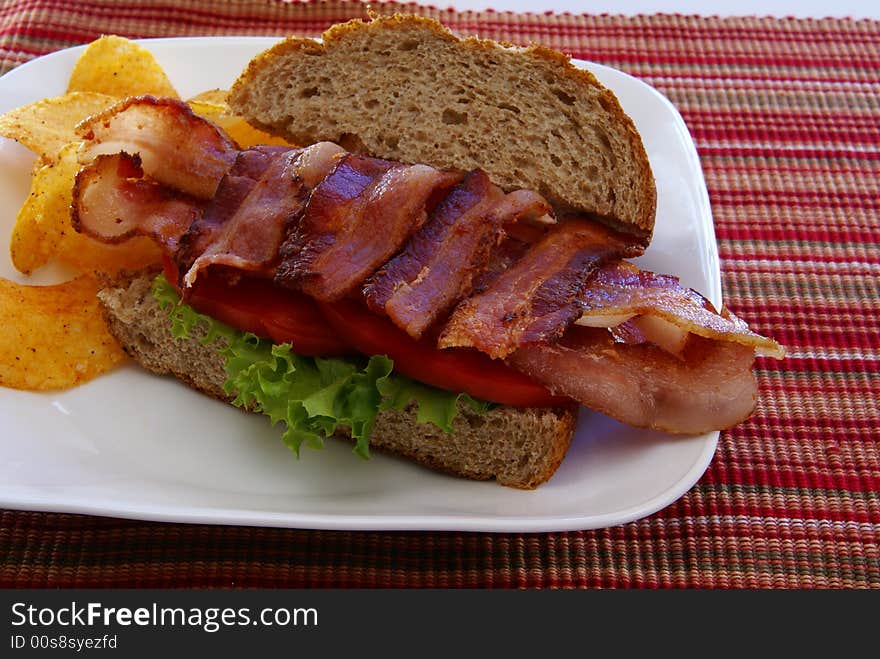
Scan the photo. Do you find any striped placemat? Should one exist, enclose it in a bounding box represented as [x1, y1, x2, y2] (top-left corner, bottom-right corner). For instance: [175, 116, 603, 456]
[1, 0, 878, 588]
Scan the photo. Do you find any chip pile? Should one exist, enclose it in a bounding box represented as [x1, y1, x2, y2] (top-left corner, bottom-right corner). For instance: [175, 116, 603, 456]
[0, 35, 294, 391]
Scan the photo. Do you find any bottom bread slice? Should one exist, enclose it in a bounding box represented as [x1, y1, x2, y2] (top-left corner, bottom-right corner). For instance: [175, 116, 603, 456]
[97, 273, 579, 489]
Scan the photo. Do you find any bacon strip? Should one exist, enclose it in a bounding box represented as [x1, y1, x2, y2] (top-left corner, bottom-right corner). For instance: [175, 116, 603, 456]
[363, 170, 506, 337]
[577, 261, 785, 358]
[366, 177, 560, 339]
[69, 109, 782, 436]
[275, 154, 460, 301]
[177, 142, 345, 288]
[508, 326, 759, 433]
[173, 146, 287, 277]
[71, 152, 203, 252]
[465, 193, 557, 297]
[77, 95, 238, 199]
[439, 217, 640, 359]
[490, 189, 554, 226]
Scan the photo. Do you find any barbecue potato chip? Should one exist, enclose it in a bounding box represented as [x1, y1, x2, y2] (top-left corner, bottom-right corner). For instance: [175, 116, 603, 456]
[9, 143, 162, 276]
[67, 35, 179, 99]
[0, 91, 115, 161]
[8, 159, 56, 275]
[2, 36, 286, 392]
[0, 275, 125, 390]
[188, 89, 228, 105]
[188, 93, 294, 148]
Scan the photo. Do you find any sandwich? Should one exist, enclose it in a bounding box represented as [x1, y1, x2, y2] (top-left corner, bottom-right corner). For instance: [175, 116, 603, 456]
[65, 15, 782, 489]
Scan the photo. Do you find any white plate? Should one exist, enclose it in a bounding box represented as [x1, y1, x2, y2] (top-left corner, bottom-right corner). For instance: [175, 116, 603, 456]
[0, 37, 719, 532]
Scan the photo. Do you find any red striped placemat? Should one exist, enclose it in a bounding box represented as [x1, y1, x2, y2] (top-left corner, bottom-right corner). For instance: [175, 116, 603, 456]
[1, 0, 878, 588]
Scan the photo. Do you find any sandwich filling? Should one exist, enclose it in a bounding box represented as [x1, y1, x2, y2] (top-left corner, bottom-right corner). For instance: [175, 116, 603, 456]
[73, 96, 783, 434]
[151, 273, 491, 459]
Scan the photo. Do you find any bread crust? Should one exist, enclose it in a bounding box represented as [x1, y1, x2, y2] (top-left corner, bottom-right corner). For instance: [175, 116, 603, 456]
[229, 14, 656, 242]
[98, 273, 578, 489]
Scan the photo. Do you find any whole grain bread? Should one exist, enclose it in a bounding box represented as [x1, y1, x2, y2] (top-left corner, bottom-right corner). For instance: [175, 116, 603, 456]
[98, 273, 578, 489]
[228, 14, 656, 241]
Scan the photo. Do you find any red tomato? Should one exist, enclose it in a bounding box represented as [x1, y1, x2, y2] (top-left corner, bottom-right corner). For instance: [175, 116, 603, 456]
[163, 258, 569, 406]
[318, 298, 571, 408]
[163, 258, 351, 356]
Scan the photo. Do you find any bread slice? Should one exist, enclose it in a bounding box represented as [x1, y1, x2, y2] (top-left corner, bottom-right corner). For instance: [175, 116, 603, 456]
[228, 14, 656, 241]
[97, 273, 579, 489]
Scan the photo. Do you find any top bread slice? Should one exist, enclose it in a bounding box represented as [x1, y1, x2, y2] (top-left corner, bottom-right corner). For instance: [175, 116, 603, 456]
[228, 14, 656, 241]
[98, 273, 579, 489]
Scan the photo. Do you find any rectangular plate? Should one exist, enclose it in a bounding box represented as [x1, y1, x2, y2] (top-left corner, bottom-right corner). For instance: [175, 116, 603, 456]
[0, 37, 720, 532]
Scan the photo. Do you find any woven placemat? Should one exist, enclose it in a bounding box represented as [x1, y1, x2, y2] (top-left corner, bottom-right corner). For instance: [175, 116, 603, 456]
[1, 0, 878, 588]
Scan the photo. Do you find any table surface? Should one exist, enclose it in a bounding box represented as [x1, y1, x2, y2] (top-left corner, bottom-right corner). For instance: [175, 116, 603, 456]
[0, 0, 877, 589]
[441, 0, 880, 19]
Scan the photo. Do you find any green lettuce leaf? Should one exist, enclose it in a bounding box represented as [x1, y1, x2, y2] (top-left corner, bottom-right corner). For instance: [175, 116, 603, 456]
[377, 375, 491, 433]
[152, 274, 487, 459]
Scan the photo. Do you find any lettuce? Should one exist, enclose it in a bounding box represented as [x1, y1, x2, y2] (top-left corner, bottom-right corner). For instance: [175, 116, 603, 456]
[152, 274, 488, 459]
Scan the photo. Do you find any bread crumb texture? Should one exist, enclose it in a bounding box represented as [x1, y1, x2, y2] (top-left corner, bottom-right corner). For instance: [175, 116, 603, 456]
[229, 14, 656, 238]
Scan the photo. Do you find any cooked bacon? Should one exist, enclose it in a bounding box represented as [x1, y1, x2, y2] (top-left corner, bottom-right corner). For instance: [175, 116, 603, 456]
[490, 189, 555, 226]
[466, 194, 557, 297]
[469, 233, 531, 298]
[439, 217, 640, 359]
[69, 116, 782, 435]
[365, 176, 562, 338]
[177, 142, 345, 288]
[275, 154, 460, 301]
[577, 260, 785, 358]
[173, 146, 287, 277]
[507, 326, 759, 433]
[363, 170, 505, 337]
[504, 261, 783, 431]
[77, 95, 238, 199]
[71, 152, 203, 251]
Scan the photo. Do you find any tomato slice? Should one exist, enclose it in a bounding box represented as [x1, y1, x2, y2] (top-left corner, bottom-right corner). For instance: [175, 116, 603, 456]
[162, 257, 569, 406]
[162, 258, 351, 356]
[318, 298, 570, 407]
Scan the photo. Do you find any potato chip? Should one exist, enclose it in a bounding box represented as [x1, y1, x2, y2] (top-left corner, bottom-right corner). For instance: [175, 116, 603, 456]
[10, 143, 162, 276]
[188, 97, 295, 148]
[188, 88, 229, 105]
[0, 275, 125, 390]
[226, 118, 296, 149]
[0, 91, 115, 160]
[67, 35, 179, 99]
[8, 160, 55, 274]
